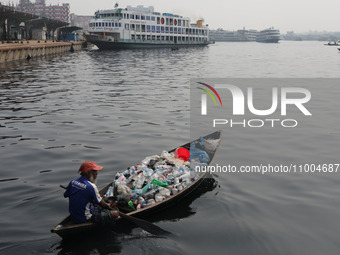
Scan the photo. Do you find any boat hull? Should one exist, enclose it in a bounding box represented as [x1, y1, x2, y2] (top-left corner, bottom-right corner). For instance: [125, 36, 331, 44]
[89, 40, 208, 50]
[256, 38, 280, 43]
[84, 34, 208, 49]
[51, 131, 221, 238]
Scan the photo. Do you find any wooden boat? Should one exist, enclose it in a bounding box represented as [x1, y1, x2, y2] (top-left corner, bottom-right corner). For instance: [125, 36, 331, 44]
[51, 131, 221, 238]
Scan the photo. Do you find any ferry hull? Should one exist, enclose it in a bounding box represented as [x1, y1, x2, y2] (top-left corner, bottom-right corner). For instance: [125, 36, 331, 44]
[256, 38, 280, 43]
[86, 39, 209, 49]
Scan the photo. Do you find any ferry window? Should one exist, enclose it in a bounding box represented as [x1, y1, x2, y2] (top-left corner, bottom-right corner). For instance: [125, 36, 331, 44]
[95, 22, 98, 27]
[157, 35, 160, 40]
[165, 27, 169, 32]
[151, 26, 155, 32]
[130, 14, 134, 19]
[174, 27, 177, 33]
[147, 25, 150, 32]
[178, 28, 181, 34]
[152, 35, 156, 40]
[157, 17, 160, 24]
[125, 24, 129, 30]
[142, 25, 146, 32]
[131, 34, 135, 40]
[151, 16, 155, 21]
[119, 23, 122, 27]
[170, 19, 173, 25]
[142, 35, 146, 40]
[141, 15, 145, 20]
[170, 27, 173, 33]
[136, 15, 140, 19]
[166, 36, 169, 41]
[137, 35, 141, 39]
[166, 18, 169, 25]
[178, 20, 181, 26]
[136, 24, 140, 32]
[156, 26, 160, 33]
[161, 36, 164, 40]
[105, 22, 108, 27]
[131, 24, 135, 30]
[170, 36, 173, 41]
[147, 35, 151, 40]
[146, 16, 150, 20]
[161, 26, 164, 32]
[115, 23, 118, 27]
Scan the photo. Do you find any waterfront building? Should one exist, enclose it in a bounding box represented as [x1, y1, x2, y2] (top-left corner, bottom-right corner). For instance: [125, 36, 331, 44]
[15, 0, 70, 23]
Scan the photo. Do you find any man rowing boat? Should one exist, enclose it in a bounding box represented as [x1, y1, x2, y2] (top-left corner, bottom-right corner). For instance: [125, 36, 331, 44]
[63, 161, 119, 224]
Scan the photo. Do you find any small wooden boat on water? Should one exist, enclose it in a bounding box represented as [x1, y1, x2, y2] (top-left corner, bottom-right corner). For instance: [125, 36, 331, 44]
[51, 131, 221, 238]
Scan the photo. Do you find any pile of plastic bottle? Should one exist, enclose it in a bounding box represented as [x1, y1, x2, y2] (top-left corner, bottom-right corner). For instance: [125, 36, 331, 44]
[104, 137, 220, 211]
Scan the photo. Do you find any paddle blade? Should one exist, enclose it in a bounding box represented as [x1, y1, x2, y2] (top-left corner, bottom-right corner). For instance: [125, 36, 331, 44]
[118, 212, 172, 236]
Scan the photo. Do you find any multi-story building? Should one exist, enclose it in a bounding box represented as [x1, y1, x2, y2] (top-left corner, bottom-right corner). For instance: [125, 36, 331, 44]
[70, 14, 93, 31]
[15, 0, 70, 23]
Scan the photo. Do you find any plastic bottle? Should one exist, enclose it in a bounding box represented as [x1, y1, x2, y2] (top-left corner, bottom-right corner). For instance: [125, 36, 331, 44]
[159, 188, 170, 197]
[146, 199, 156, 206]
[179, 172, 190, 181]
[128, 200, 136, 211]
[105, 186, 114, 197]
[135, 175, 145, 189]
[115, 174, 126, 185]
[143, 168, 154, 178]
[155, 194, 164, 202]
[172, 166, 180, 177]
[171, 188, 178, 195]
[144, 189, 156, 199]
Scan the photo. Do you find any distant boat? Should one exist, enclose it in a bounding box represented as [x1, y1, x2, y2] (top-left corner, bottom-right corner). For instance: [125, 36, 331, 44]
[209, 28, 257, 42]
[324, 41, 339, 46]
[256, 27, 280, 43]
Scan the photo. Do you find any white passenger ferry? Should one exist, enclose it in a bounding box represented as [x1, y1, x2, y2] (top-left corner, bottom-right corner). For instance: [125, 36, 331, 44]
[84, 5, 211, 49]
[256, 27, 280, 43]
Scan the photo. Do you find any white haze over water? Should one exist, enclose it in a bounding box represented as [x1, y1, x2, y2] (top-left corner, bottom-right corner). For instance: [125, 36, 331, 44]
[11, 0, 340, 33]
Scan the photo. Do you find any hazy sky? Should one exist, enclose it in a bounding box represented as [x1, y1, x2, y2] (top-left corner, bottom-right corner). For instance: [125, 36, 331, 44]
[16, 0, 340, 33]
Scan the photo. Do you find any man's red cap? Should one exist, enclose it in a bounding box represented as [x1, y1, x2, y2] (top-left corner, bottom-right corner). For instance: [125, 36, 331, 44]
[79, 161, 103, 173]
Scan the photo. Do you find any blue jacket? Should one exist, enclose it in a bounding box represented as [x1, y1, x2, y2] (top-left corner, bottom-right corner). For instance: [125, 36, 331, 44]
[64, 176, 102, 223]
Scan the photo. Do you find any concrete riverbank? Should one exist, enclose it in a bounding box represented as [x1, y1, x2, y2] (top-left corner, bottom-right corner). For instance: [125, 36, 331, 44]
[0, 40, 83, 63]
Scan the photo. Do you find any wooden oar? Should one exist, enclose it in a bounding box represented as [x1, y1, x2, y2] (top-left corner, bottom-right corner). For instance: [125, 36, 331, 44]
[117, 211, 172, 235]
[60, 185, 172, 236]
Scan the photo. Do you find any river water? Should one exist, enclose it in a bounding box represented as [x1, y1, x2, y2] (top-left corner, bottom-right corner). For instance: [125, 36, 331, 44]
[0, 41, 340, 254]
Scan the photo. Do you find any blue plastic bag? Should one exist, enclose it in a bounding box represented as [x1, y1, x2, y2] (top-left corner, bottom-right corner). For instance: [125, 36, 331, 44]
[189, 142, 210, 163]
